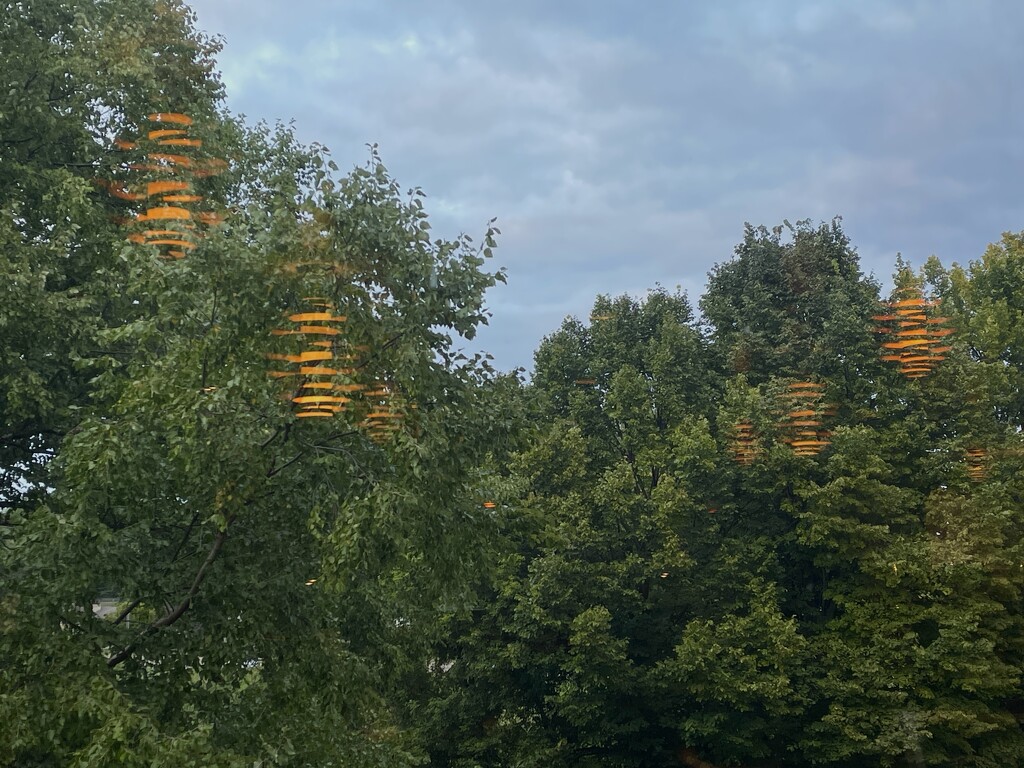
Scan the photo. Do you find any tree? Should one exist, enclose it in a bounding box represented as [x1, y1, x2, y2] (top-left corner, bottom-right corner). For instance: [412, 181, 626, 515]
[700, 226, 1024, 765]
[1, 4, 512, 766]
[930, 232, 1024, 425]
[0, 0, 224, 512]
[409, 290, 805, 767]
[410, 223, 1024, 767]
[700, 218, 883, 398]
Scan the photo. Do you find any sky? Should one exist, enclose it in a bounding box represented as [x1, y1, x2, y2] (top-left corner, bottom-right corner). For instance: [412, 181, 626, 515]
[191, 0, 1023, 373]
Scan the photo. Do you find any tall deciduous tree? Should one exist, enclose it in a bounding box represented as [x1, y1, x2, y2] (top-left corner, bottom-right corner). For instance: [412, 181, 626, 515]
[1, 4, 512, 766]
[0, 0, 224, 510]
[700, 218, 882, 396]
[931, 232, 1024, 425]
[410, 223, 1024, 767]
[410, 290, 804, 766]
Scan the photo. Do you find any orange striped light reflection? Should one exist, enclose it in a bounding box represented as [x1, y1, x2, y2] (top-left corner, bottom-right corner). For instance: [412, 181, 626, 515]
[148, 112, 194, 125]
[874, 287, 954, 379]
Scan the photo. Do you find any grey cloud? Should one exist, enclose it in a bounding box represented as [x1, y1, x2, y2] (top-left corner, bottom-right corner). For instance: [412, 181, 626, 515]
[192, 0, 1024, 370]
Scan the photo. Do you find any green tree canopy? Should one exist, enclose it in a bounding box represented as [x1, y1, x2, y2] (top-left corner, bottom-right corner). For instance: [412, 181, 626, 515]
[409, 221, 1024, 768]
[1, 4, 512, 766]
[700, 218, 883, 394]
[0, 0, 224, 509]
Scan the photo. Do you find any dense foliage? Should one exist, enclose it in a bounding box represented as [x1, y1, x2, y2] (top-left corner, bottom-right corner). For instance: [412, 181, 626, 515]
[1, 3, 511, 766]
[4, 3, 1024, 767]
[0, 0, 223, 513]
[409, 221, 1024, 767]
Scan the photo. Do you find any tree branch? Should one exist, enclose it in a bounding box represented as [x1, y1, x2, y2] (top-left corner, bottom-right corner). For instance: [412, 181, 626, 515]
[354, 332, 405, 370]
[170, 513, 200, 563]
[267, 451, 306, 478]
[153, 524, 229, 628]
[105, 397, 305, 668]
[107, 516, 234, 668]
[112, 597, 143, 626]
[259, 426, 284, 449]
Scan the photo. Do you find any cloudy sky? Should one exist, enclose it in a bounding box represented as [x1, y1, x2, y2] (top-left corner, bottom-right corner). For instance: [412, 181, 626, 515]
[192, 0, 1023, 372]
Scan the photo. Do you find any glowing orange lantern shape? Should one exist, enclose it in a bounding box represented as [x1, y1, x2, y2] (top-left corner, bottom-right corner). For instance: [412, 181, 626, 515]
[730, 421, 760, 465]
[148, 129, 187, 140]
[145, 238, 195, 248]
[107, 111, 229, 259]
[267, 299, 358, 417]
[136, 206, 191, 221]
[776, 381, 832, 456]
[874, 287, 954, 379]
[147, 152, 193, 168]
[267, 301, 410, 430]
[965, 448, 988, 482]
[158, 138, 203, 148]
[148, 112, 193, 125]
[293, 395, 350, 405]
[288, 312, 347, 323]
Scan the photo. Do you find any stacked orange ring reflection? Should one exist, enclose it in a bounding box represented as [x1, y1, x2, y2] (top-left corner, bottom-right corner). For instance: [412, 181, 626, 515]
[109, 112, 226, 259]
[777, 381, 833, 456]
[873, 286, 954, 379]
[267, 299, 361, 418]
